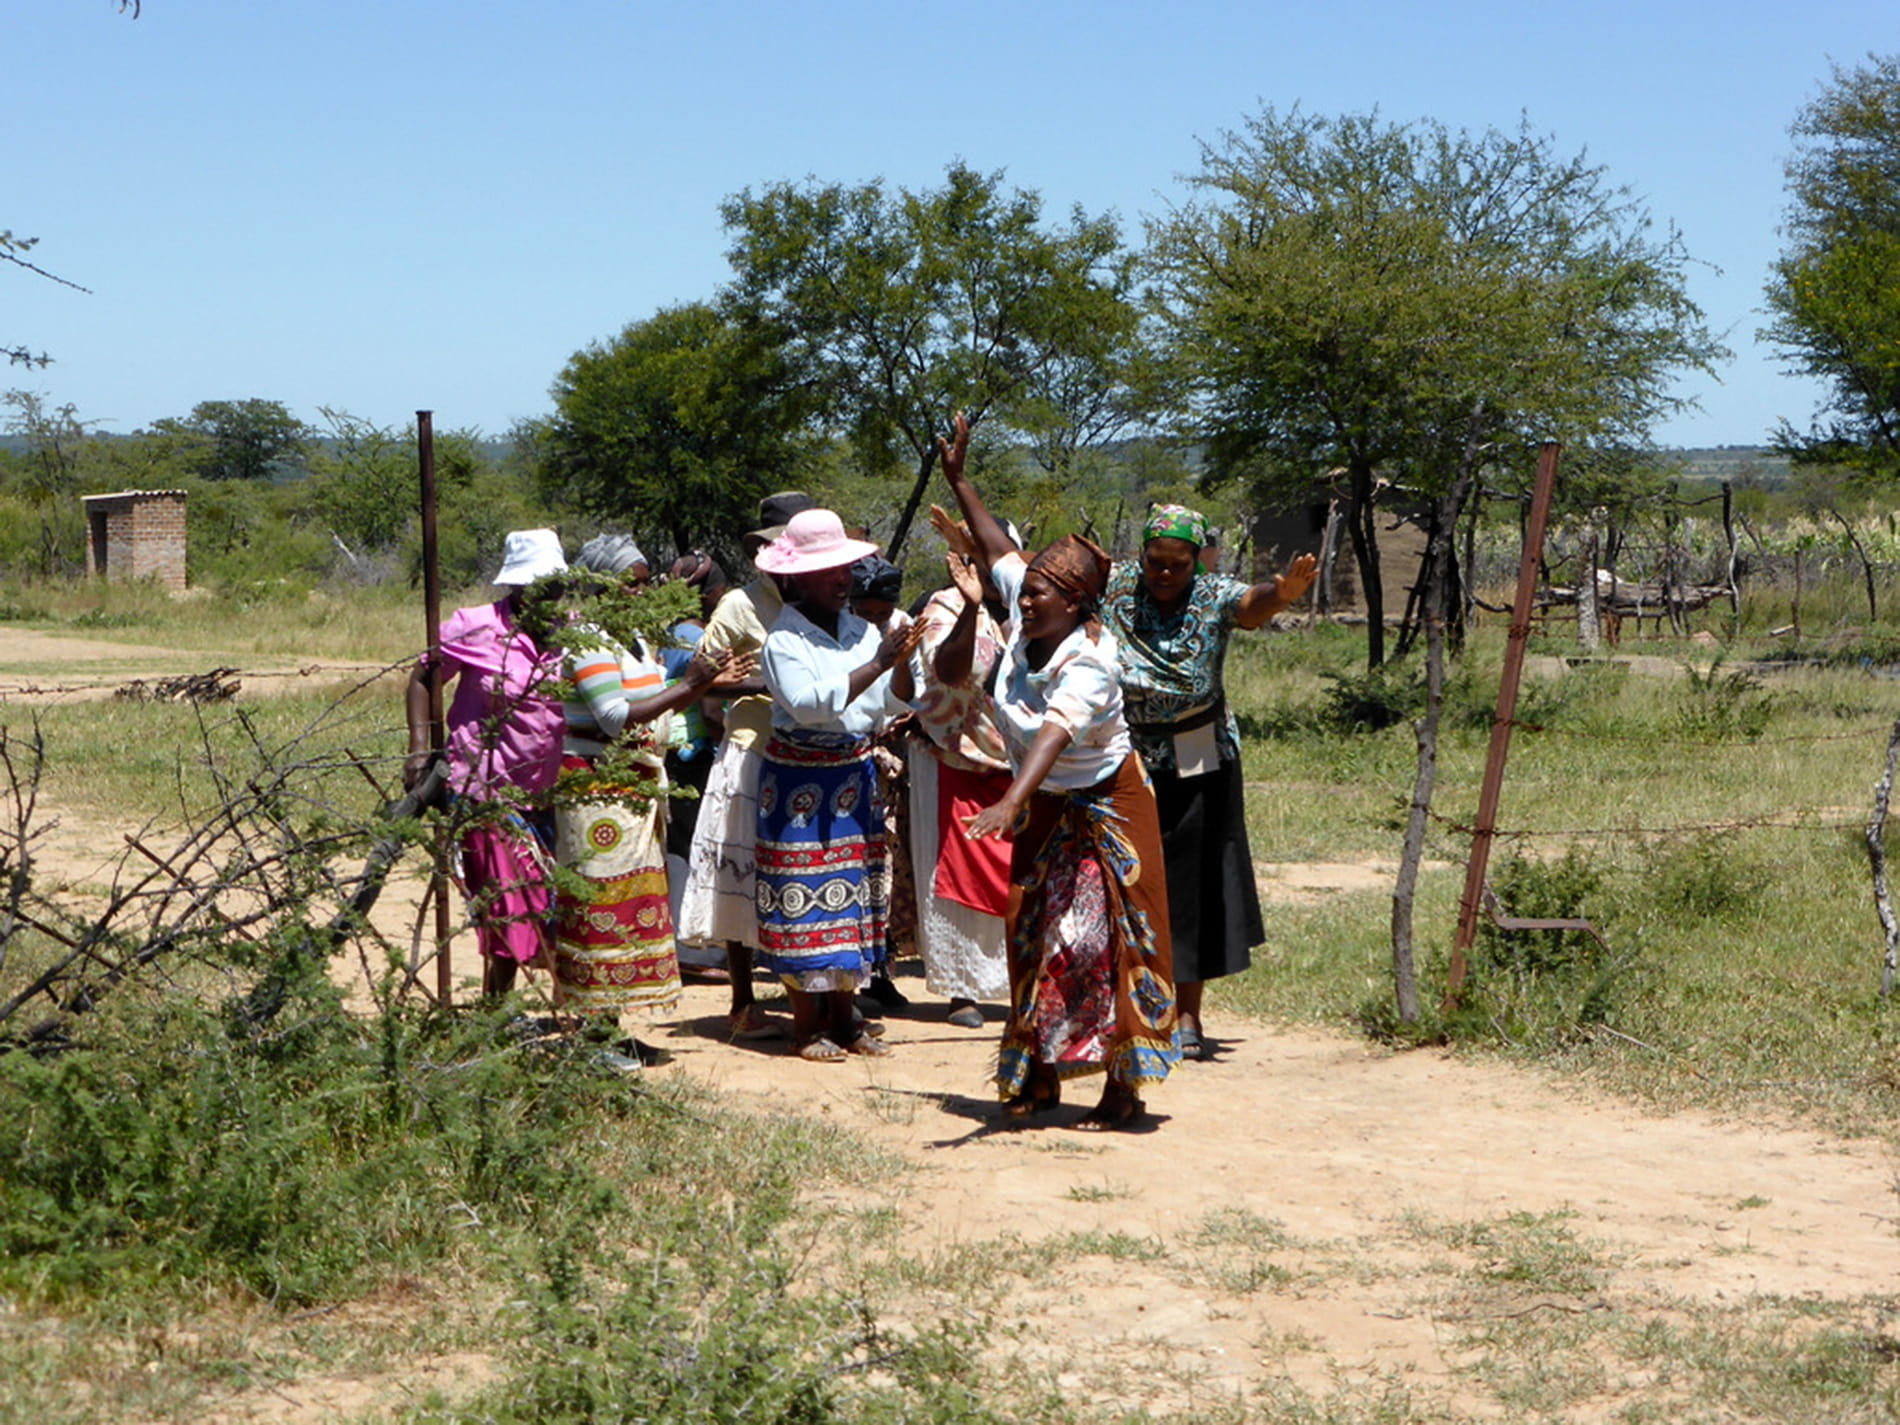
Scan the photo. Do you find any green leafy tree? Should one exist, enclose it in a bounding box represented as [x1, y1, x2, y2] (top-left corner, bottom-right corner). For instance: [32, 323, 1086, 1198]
[1763, 53, 1900, 476]
[538, 301, 813, 554]
[2, 389, 91, 576]
[1148, 109, 1725, 667]
[721, 161, 1135, 558]
[148, 398, 311, 482]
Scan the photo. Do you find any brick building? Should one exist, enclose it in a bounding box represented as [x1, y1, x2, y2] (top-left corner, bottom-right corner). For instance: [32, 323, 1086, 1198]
[83, 490, 189, 593]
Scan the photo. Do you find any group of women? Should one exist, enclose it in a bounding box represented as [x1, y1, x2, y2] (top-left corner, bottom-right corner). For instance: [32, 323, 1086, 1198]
[405, 416, 1315, 1129]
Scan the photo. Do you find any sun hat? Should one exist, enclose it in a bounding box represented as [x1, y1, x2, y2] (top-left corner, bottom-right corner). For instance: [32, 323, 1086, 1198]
[572, 533, 648, 575]
[754, 509, 880, 576]
[747, 490, 819, 546]
[492, 528, 567, 586]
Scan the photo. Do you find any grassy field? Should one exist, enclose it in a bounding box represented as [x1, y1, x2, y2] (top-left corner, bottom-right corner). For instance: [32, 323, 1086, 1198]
[2, 579, 1899, 1421]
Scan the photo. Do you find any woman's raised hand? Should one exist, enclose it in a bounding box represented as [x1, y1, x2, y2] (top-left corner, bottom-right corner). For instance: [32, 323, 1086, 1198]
[935, 410, 970, 485]
[946, 550, 985, 607]
[929, 503, 976, 560]
[688, 647, 748, 692]
[1275, 552, 1321, 605]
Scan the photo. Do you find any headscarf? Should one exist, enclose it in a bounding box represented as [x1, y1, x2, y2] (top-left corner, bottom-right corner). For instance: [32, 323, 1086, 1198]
[849, 554, 904, 604]
[572, 533, 648, 575]
[1143, 503, 1208, 549]
[1026, 533, 1112, 641]
[668, 549, 725, 590]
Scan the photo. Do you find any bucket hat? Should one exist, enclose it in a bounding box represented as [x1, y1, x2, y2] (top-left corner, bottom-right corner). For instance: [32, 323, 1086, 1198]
[492, 529, 567, 586]
[747, 490, 818, 546]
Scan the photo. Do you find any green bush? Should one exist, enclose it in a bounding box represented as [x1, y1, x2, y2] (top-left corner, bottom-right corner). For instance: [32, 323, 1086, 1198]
[1444, 849, 1647, 1051]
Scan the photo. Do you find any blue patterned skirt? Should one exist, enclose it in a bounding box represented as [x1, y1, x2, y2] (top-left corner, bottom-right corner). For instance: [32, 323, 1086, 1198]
[754, 732, 889, 992]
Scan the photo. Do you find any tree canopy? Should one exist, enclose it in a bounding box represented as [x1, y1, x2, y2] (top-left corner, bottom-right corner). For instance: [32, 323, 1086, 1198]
[1763, 53, 1900, 476]
[720, 162, 1134, 557]
[1148, 108, 1725, 663]
[536, 301, 814, 556]
[146, 399, 312, 482]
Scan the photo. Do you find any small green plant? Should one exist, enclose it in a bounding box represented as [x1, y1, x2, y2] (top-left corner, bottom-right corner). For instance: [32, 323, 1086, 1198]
[1445, 848, 1646, 1050]
[1318, 661, 1425, 732]
[1674, 658, 1775, 740]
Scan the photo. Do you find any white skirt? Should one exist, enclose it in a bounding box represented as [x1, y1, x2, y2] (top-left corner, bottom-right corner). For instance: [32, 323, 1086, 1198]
[676, 736, 764, 952]
[908, 744, 1009, 1002]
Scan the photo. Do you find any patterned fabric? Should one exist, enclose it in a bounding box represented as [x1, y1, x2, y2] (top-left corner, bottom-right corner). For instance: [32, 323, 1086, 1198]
[997, 754, 1178, 1097]
[551, 634, 681, 1018]
[551, 756, 682, 1017]
[908, 587, 1010, 774]
[1102, 560, 1249, 775]
[676, 735, 765, 950]
[1143, 503, 1209, 549]
[754, 732, 889, 992]
[906, 748, 1009, 1001]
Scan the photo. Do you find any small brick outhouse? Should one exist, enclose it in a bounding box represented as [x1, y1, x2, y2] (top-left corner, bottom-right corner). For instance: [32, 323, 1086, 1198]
[83, 490, 189, 592]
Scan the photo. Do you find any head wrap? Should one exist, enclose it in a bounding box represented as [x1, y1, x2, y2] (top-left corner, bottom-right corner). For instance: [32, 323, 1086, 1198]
[1144, 503, 1208, 549]
[668, 549, 725, 589]
[849, 554, 904, 604]
[572, 533, 648, 575]
[1026, 534, 1112, 641]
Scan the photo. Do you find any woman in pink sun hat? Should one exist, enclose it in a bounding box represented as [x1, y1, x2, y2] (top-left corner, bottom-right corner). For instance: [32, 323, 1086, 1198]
[753, 510, 928, 1061]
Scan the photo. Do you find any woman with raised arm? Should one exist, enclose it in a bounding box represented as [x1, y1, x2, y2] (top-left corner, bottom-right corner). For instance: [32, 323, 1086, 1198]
[901, 510, 1015, 1028]
[1103, 511, 1318, 1060]
[753, 510, 928, 1062]
[939, 414, 1178, 1129]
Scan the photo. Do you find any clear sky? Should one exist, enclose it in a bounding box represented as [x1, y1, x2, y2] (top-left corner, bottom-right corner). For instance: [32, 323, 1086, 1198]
[8, 1, 1894, 449]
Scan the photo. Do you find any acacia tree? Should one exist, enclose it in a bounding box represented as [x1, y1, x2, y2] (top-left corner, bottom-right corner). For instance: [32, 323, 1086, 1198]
[720, 162, 1133, 559]
[147, 399, 312, 482]
[1763, 53, 1900, 476]
[1148, 109, 1724, 668]
[537, 301, 813, 556]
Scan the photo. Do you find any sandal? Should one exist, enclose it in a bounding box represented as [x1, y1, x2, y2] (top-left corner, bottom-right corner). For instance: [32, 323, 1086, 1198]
[730, 1005, 789, 1041]
[796, 1035, 847, 1064]
[1178, 1024, 1209, 1062]
[1074, 1086, 1145, 1132]
[843, 1031, 894, 1058]
[1000, 1069, 1060, 1119]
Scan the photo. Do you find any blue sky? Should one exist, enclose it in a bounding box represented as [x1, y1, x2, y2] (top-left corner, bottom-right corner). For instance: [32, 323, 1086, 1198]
[8, 1, 1894, 448]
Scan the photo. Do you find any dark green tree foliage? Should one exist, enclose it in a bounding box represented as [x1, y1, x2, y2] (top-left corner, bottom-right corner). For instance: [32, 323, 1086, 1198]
[148, 399, 312, 482]
[1149, 109, 1724, 664]
[538, 302, 811, 554]
[1764, 54, 1900, 476]
[721, 161, 1134, 557]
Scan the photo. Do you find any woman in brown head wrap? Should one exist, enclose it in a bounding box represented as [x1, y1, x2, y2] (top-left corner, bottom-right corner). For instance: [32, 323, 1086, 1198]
[938, 413, 1178, 1129]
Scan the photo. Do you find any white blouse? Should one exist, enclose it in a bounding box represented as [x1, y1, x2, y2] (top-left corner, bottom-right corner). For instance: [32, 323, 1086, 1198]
[762, 602, 905, 741]
[989, 552, 1131, 791]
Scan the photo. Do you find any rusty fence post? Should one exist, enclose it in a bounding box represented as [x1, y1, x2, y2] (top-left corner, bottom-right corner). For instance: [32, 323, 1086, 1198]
[417, 411, 453, 1006]
[1445, 441, 1562, 1006]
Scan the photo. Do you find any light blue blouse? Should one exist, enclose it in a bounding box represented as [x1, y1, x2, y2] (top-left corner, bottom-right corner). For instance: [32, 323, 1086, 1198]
[762, 602, 905, 741]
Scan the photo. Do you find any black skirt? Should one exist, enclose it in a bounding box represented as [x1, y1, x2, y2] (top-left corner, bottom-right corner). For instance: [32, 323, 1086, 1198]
[1148, 755, 1264, 984]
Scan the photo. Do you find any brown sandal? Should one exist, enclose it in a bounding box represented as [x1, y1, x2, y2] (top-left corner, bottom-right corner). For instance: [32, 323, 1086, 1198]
[1000, 1070, 1060, 1119]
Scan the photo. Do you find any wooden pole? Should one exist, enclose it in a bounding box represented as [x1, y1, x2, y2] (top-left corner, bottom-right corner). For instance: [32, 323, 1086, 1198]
[1445, 441, 1561, 1004]
[418, 411, 452, 1007]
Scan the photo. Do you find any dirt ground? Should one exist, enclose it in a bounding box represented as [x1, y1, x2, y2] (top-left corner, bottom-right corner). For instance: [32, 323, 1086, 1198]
[5, 625, 1899, 1420]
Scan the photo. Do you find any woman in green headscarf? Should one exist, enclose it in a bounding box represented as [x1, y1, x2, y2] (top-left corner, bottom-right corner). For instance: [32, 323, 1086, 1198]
[1101, 505, 1317, 1061]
